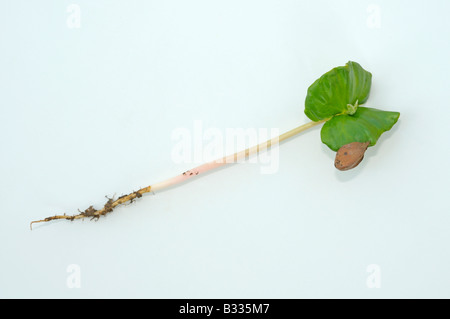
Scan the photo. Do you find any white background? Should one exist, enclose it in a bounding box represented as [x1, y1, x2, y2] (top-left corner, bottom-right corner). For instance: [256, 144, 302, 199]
[1, 0, 449, 298]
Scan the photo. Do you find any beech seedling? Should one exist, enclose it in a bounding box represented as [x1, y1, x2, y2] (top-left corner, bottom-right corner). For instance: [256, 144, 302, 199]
[30, 61, 400, 229]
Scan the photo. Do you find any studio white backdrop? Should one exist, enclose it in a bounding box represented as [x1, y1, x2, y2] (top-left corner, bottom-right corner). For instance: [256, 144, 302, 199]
[0, 0, 449, 298]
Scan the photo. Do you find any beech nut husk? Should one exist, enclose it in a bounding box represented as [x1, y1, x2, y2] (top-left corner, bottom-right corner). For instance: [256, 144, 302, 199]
[335, 141, 370, 171]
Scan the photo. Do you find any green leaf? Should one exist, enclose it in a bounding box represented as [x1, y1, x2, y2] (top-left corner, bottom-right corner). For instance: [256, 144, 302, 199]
[320, 107, 400, 151]
[305, 61, 372, 121]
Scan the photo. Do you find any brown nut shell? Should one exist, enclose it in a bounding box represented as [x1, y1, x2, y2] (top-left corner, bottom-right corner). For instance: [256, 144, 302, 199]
[334, 141, 370, 171]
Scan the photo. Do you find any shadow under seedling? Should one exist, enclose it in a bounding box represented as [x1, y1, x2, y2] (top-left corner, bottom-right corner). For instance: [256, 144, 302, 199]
[30, 61, 400, 229]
